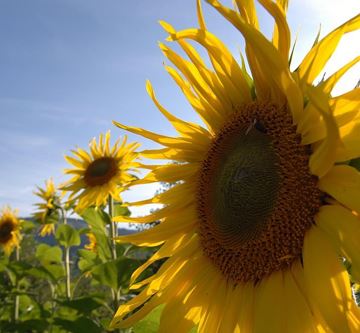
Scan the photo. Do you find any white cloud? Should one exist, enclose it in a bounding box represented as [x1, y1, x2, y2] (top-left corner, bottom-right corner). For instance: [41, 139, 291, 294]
[297, 0, 360, 26]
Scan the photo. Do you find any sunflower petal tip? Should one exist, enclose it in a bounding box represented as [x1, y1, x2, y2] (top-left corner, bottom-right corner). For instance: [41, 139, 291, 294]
[159, 20, 175, 34]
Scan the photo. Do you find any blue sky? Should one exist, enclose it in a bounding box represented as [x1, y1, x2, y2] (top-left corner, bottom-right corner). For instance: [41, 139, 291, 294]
[0, 0, 359, 217]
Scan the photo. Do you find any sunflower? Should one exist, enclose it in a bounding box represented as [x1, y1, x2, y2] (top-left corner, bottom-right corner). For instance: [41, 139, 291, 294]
[0, 207, 21, 256]
[111, 1, 360, 332]
[61, 132, 140, 212]
[33, 178, 61, 237]
[84, 232, 97, 253]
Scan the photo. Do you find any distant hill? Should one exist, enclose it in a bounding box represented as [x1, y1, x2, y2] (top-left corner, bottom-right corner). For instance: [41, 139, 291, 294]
[24, 217, 136, 250]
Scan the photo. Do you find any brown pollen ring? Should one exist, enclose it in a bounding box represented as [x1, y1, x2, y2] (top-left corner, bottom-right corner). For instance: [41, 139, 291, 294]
[0, 220, 15, 244]
[84, 157, 118, 187]
[196, 102, 322, 283]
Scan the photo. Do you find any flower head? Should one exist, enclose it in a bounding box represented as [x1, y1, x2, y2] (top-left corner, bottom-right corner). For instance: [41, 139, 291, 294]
[111, 1, 360, 332]
[33, 178, 61, 236]
[0, 207, 21, 256]
[84, 232, 97, 253]
[61, 132, 140, 212]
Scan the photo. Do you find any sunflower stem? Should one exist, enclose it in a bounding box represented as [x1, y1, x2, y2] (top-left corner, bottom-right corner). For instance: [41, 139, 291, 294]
[108, 196, 117, 261]
[108, 196, 120, 310]
[61, 208, 71, 300]
[13, 246, 20, 324]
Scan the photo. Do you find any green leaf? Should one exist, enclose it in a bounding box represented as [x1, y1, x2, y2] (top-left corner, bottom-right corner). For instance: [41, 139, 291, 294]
[7, 261, 32, 278]
[0, 256, 9, 272]
[19, 319, 49, 332]
[78, 249, 100, 273]
[91, 261, 118, 290]
[20, 220, 36, 233]
[93, 232, 112, 261]
[80, 207, 108, 233]
[57, 297, 103, 315]
[91, 257, 139, 290]
[132, 305, 164, 333]
[36, 244, 63, 264]
[55, 224, 81, 247]
[350, 157, 360, 172]
[54, 317, 102, 333]
[113, 202, 131, 217]
[117, 257, 140, 289]
[44, 209, 60, 225]
[27, 266, 57, 283]
[35, 244, 65, 279]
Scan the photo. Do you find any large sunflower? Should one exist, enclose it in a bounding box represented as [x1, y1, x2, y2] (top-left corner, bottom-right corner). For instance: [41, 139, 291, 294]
[111, 1, 360, 332]
[61, 132, 140, 212]
[0, 207, 21, 256]
[33, 178, 61, 237]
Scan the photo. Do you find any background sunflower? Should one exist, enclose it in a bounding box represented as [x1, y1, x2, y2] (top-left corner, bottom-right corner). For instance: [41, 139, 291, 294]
[61, 131, 140, 212]
[0, 206, 21, 256]
[33, 178, 61, 237]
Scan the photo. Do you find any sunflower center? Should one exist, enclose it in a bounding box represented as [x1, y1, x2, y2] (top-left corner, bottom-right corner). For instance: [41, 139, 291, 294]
[84, 157, 118, 186]
[0, 220, 15, 244]
[212, 125, 280, 247]
[197, 102, 322, 283]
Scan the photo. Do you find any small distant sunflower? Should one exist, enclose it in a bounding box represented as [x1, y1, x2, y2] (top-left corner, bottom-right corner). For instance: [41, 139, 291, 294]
[84, 232, 97, 253]
[33, 178, 60, 237]
[111, 1, 360, 332]
[61, 132, 140, 212]
[0, 207, 21, 256]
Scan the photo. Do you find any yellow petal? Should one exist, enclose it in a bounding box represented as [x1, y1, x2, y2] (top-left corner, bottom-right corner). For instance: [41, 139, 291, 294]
[158, 256, 205, 333]
[130, 233, 193, 285]
[146, 80, 211, 144]
[336, 117, 360, 162]
[113, 120, 199, 151]
[115, 210, 196, 247]
[321, 56, 360, 94]
[131, 162, 198, 185]
[168, 39, 235, 120]
[318, 165, 360, 212]
[207, 0, 303, 123]
[164, 65, 224, 133]
[306, 85, 340, 177]
[259, 0, 290, 61]
[198, 276, 228, 333]
[253, 270, 286, 333]
[235, 282, 255, 332]
[159, 42, 225, 113]
[303, 226, 352, 333]
[298, 13, 360, 87]
[233, 0, 259, 28]
[331, 89, 360, 127]
[64, 155, 85, 169]
[196, 0, 206, 30]
[316, 204, 360, 282]
[163, 23, 252, 105]
[283, 267, 318, 333]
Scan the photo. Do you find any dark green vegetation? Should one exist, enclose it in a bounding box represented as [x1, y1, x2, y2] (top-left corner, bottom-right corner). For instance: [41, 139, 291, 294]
[0, 207, 160, 333]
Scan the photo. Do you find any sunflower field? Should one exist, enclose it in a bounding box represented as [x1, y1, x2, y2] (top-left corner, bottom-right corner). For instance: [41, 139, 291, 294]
[1, 0, 360, 332]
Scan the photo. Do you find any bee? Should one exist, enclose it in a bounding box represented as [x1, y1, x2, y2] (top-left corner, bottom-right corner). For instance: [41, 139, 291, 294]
[245, 119, 267, 135]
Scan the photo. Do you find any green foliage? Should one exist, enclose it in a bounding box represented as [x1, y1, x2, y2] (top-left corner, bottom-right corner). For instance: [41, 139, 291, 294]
[53, 317, 102, 333]
[35, 243, 65, 280]
[0, 201, 161, 333]
[113, 202, 131, 217]
[57, 297, 104, 315]
[350, 157, 360, 171]
[81, 207, 108, 233]
[132, 305, 164, 333]
[91, 257, 139, 291]
[55, 224, 81, 247]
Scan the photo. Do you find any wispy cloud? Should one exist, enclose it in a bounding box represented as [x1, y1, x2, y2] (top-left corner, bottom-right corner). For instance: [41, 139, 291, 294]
[0, 97, 109, 127]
